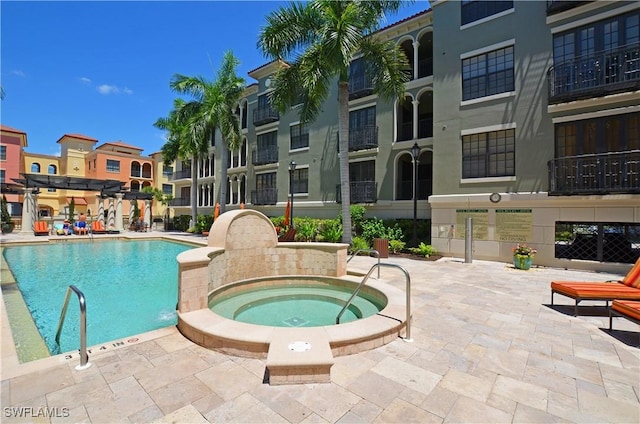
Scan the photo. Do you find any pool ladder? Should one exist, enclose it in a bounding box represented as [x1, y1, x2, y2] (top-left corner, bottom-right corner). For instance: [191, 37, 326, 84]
[336, 263, 412, 342]
[55, 285, 91, 370]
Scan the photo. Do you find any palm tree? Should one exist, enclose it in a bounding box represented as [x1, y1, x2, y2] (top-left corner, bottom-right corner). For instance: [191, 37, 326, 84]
[154, 98, 207, 226]
[166, 51, 245, 215]
[258, 0, 410, 244]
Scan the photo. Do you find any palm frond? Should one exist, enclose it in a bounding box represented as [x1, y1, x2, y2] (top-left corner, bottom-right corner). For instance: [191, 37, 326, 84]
[359, 38, 410, 102]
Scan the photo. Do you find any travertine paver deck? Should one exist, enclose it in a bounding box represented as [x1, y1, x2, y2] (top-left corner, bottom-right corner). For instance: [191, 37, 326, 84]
[1, 231, 639, 423]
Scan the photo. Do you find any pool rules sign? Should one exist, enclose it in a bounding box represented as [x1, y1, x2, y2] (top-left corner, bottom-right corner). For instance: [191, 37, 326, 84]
[495, 209, 533, 242]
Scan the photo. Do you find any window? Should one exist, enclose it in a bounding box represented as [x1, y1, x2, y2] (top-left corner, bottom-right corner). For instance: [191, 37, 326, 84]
[291, 168, 308, 194]
[0, 145, 6, 160]
[462, 128, 515, 178]
[256, 172, 276, 190]
[162, 184, 173, 196]
[348, 57, 374, 98]
[461, 1, 513, 26]
[290, 123, 309, 150]
[163, 165, 173, 177]
[350, 160, 375, 182]
[350, 106, 376, 130]
[31, 163, 40, 173]
[106, 159, 120, 172]
[463, 46, 514, 101]
[0, 170, 4, 184]
[555, 112, 640, 156]
[48, 164, 57, 174]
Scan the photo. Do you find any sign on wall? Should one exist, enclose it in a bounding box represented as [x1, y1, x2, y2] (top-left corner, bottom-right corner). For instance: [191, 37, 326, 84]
[455, 209, 489, 240]
[495, 209, 533, 242]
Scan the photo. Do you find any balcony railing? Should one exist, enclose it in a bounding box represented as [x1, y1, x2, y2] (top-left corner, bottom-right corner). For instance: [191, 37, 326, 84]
[398, 122, 413, 142]
[546, 1, 591, 15]
[548, 42, 640, 104]
[336, 181, 378, 204]
[418, 57, 433, 78]
[169, 197, 191, 207]
[349, 125, 378, 151]
[169, 169, 191, 181]
[548, 150, 640, 195]
[253, 106, 280, 126]
[348, 74, 374, 100]
[250, 188, 278, 205]
[251, 147, 278, 166]
[418, 117, 433, 139]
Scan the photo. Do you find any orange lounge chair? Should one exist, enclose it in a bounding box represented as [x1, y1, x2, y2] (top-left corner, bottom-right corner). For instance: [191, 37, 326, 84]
[33, 221, 49, 236]
[609, 300, 640, 331]
[91, 221, 107, 234]
[551, 258, 640, 316]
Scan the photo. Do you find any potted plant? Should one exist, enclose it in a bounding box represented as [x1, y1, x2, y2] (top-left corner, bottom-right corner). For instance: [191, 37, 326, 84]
[512, 243, 537, 270]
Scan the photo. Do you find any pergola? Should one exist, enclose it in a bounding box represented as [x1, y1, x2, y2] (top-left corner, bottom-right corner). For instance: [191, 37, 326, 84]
[12, 173, 155, 234]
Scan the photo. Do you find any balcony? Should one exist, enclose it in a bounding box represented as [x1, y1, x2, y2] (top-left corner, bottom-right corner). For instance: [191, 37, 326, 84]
[548, 42, 640, 104]
[548, 150, 640, 195]
[418, 57, 433, 78]
[251, 147, 278, 166]
[250, 188, 278, 205]
[348, 74, 374, 100]
[546, 1, 591, 15]
[349, 125, 378, 151]
[253, 106, 279, 126]
[398, 122, 412, 142]
[169, 197, 191, 207]
[418, 117, 433, 139]
[336, 181, 377, 204]
[169, 169, 191, 181]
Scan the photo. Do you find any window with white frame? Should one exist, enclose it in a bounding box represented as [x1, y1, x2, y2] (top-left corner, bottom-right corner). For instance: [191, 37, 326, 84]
[462, 128, 515, 178]
[290, 123, 309, 150]
[106, 159, 120, 173]
[462, 46, 514, 101]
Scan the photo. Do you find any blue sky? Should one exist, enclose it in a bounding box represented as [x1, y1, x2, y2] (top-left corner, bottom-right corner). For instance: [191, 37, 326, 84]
[1, 0, 430, 157]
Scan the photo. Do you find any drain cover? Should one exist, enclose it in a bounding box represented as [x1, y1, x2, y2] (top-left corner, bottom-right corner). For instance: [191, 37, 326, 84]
[288, 341, 311, 352]
[284, 316, 308, 326]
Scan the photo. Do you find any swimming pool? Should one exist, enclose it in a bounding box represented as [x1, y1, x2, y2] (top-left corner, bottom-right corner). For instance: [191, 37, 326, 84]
[3, 239, 193, 359]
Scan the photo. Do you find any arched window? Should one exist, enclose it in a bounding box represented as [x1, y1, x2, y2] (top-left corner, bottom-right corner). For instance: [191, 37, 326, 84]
[48, 164, 57, 174]
[31, 163, 41, 173]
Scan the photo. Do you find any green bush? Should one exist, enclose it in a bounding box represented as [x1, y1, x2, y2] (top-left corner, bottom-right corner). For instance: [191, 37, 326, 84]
[173, 215, 191, 232]
[389, 240, 406, 254]
[349, 236, 369, 254]
[361, 218, 404, 244]
[319, 219, 342, 243]
[196, 214, 213, 234]
[349, 205, 367, 235]
[555, 231, 573, 242]
[1, 195, 13, 232]
[410, 242, 437, 258]
[295, 218, 319, 241]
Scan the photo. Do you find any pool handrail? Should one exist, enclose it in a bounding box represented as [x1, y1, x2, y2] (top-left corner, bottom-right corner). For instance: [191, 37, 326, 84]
[335, 263, 412, 342]
[55, 285, 91, 370]
[347, 248, 380, 279]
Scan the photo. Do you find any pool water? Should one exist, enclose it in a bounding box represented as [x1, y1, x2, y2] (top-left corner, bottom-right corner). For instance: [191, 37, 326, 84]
[210, 284, 385, 327]
[3, 240, 193, 356]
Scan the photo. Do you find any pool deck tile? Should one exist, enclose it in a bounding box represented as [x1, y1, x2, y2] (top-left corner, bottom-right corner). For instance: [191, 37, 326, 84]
[1, 230, 640, 423]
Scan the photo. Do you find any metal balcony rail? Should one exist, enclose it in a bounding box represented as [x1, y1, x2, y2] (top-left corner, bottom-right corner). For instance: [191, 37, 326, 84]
[250, 188, 278, 205]
[349, 125, 378, 151]
[348, 74, 374, 99]
[169, 169, 192, 181]
[548, 41, 640, 103]
[251, 147, 279, 166]
[169, 197, 191, 207]
[253, 106, 279, 126]
[418, 57, 433, 78]
[336, 181, 378, 204]
[548, 150, 640, 195]
[418, 117, 433, 139]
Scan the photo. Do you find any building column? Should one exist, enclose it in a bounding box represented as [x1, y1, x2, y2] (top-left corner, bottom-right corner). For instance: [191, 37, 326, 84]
[20, 188, 37, 234]
[107, 198, 115, 229]
[114, 193, 124, 231]
[412, 40, 420, 79]
[412, 99, 419, 140]
[96, 195, 105, 224]
[144, 199, 151, 228]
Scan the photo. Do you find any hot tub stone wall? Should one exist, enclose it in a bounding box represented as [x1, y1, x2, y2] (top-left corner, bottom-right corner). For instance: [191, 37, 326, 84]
[177, 209, 348, 313]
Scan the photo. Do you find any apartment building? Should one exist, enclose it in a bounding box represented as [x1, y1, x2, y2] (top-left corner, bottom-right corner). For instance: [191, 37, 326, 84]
[0, 125, 27, 218]
[430, 0, 639, 270]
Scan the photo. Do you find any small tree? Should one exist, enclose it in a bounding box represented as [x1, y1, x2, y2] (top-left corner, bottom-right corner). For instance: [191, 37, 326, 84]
[1, 194, 13, 231]
[132, 201, 140, 221]
[68, 197, 76, 223]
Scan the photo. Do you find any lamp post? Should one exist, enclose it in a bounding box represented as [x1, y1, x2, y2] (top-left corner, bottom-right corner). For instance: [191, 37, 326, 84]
[411, 143, 420, 247]
[289, 160, 297, 229]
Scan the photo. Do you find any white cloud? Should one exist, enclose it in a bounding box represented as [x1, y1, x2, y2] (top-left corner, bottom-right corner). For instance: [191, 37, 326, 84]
[11, 70, 25, 77]
[97, 84, 133, 95]
[79, 77, 92, 85]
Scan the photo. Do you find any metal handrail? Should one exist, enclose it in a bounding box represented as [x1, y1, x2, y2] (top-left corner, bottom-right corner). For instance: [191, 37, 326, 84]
[336, 263, 412, 342]
[55, 285, 91, 370]
[347, 249, 380, 279]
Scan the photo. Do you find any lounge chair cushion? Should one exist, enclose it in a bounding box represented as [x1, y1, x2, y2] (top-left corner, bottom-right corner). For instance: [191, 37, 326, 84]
[612, 300, 640, 322]
[621, 259, 640, 288]
[550, 281, 640, 300]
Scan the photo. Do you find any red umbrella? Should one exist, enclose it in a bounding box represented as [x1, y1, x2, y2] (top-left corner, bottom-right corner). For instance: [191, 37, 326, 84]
[214, 203, 220, 220]
[283, 199, 290, 227]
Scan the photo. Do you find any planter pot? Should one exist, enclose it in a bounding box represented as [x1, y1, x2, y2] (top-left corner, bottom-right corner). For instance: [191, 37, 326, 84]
[513, 255, 533, 270]
[1, 224, 14, 234]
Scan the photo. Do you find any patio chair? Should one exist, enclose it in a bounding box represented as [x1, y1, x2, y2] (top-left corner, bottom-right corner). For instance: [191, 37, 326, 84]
[278, 228, 296, 242]
[550, 258, 640, 316]
[609, 300, 640, 331]
[33, 221, 50, 236]
[91, 221, 107, 234]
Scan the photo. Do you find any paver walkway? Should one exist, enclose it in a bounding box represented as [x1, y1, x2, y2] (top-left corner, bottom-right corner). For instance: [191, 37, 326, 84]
[1, 240, 639, 423]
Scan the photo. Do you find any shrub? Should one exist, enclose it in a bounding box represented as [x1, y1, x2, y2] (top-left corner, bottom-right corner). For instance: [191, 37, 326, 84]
[349, 205, 367, 235]
[349, 236, 369, 254]
[173, 215, 191, 232]
[361, 218, 404, 244]
[389, 240, 406, 254]
[196, 214, 213, 234]
[295, 218, 319, 241]
[320, 219, 342, 243]
[1, 195, 13, 232]
[410, 242, 437, 258]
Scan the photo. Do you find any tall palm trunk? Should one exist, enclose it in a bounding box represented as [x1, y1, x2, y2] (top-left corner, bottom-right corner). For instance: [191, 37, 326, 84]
[218, 144, 229, 214]
[190, 155, 198, 225]
[338, 81, 352, 244]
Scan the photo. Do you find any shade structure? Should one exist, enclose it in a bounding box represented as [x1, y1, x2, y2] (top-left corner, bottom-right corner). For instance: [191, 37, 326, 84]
[283, 199, 290, 227]
[214, 203, 220, 220]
